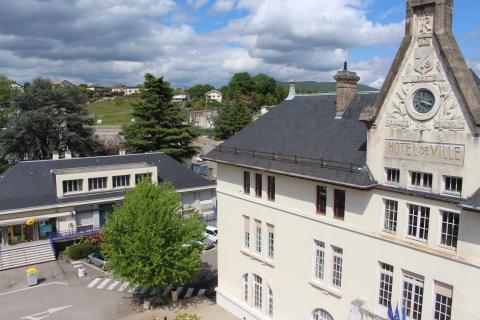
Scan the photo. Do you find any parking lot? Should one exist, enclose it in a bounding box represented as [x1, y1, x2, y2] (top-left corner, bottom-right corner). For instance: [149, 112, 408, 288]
[0, 247, 220, 320]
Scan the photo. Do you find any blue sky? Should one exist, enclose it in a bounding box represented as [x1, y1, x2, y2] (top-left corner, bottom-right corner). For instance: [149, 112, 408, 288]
[0, 0, 479, 88]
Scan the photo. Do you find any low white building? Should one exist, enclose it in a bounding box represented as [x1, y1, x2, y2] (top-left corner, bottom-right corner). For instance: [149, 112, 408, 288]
[206, 1, 480, 319]
[189, 109, 217, 130]
[125, 87, 140, 95]
[205, 89, 223, 103]
[0, 152, 216, 269]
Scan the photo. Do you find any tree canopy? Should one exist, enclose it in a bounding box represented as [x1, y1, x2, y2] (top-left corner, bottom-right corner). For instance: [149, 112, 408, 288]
[122, 73, 199, 161]
[214, 102, 252, 140]
[0, 77, 100, 161]
[101, 180, 206, 289]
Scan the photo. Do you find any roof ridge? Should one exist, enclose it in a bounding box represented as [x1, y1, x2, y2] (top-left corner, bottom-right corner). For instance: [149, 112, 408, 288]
[18, 152, 166, 164]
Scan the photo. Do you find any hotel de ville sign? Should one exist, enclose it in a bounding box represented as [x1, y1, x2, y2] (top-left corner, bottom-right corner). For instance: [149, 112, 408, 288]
[385, 139, 465, 166]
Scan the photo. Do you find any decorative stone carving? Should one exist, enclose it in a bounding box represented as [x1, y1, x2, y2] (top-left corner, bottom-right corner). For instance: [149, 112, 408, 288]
[418, 13, 433, 37]
[414, 47, 435, 75]
[433, 82, 465, 131]
[385, 84, 411, 128]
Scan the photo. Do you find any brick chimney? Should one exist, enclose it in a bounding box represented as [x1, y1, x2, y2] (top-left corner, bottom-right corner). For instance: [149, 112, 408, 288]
[333, 62, 360, 117]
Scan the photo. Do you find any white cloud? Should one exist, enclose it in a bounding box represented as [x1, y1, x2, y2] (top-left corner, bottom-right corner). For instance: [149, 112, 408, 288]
[0, 0, 404, 88]
[210, 0, 236, 13]
[187, 0, 209, 9]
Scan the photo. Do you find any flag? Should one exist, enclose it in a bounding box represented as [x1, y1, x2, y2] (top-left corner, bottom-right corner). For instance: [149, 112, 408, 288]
[394, 304, 401, 320]
[387, 303, 394, 320]
[402, 307, 407, 320]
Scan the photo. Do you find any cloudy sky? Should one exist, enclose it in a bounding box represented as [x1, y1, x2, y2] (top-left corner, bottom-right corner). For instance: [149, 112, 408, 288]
[1, 0, 479, 89]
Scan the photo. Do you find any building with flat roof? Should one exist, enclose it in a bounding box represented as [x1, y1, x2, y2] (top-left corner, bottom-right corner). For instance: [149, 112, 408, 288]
[206, 1, 480, 319]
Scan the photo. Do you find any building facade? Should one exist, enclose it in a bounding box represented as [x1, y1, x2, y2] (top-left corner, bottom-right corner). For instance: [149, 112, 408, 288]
[207, 1, 480, 319]
[205, 89, 223, 103]
[0, 152, 216, 249]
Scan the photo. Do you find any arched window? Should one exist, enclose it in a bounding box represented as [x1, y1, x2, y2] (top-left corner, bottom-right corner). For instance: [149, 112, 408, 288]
[312, 308, 334, 320]
[253, 274, 263, 309]
[242, 274, 249, 302]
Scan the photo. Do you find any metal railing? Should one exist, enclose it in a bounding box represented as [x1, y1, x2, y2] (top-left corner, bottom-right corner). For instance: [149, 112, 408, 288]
[215, 146, 363, 173]
[49, 226, 102, 242]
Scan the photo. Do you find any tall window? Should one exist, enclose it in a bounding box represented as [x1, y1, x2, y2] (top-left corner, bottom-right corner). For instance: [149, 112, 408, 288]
[267, 224, 274, 259]
[408, 204, 430, 241]
[334, 189, 345, 220]
[434, 282, 453, 320]
[313, 241, 325, 280]
[312, 309, 334, 320]
[253, 274, 263, 309]
[440, 211, 459, 249]
[255, 220, 262, 254]
[378, 262, 394, 308]
[402, 273, 424, 320]
[62, 179, 83, 194]
[243, 216, 250, 248]
[386, 168, 400, 184]
[316, 186, 327, 214]
[411, 171, 433, 189]
[113, 175, 130, 188]
[332, 246, 343, 288]
[383, 199, 398, 233]
[267, 285, 273, 317]
[444, 176, 462, 195]
[242, 274, 249, 302]
[255, 174, 262, 197]
[135, 173, 152, 184]
[267, 176, 275, 200]
[243, 171, 250, 194]
[88, 177, 107, 191]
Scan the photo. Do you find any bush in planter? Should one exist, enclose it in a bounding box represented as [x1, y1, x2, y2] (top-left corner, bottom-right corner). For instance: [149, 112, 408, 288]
[65, 238, 97, 259]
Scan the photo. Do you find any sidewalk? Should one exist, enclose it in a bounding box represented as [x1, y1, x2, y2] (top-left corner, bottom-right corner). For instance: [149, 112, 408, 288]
[118, 297, 239, 320]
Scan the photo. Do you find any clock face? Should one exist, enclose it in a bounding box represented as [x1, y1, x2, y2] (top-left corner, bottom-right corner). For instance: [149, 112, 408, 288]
[413, 89, 435, 114]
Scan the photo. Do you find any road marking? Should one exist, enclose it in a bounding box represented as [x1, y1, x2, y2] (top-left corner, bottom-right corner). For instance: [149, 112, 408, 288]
[198, 289, 206, 296]
[79, 261, 107, 274]
[107, 280, 120, 291]
[0, 282, 69, 297]
[97, 278, 111, 289]
[72, 264, 82, 268]
[87, 278, 102, 288]
[21, 305, 72, 320]
[185, 287, 194, 298]
[118, 281, 129, 292]
[70, 261, 82, 265]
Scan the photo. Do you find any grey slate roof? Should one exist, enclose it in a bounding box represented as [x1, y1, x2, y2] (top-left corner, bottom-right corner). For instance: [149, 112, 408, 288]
[0, 152, 215, 212]
[205, 93, 379, 187]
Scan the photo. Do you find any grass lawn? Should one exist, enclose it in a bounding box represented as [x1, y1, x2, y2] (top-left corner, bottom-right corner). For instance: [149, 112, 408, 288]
[86, 97, 138, 125]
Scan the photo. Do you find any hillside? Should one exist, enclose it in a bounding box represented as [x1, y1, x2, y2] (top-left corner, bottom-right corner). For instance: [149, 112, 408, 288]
[86, 97, 138, 125]
[278, 81, 377, 94]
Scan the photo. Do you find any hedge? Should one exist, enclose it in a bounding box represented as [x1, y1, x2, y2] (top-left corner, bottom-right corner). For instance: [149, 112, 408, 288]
[65, 241, 97, 260]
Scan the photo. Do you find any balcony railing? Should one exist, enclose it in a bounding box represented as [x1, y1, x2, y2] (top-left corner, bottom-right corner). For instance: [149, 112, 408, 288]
[49, 226, 102, 242]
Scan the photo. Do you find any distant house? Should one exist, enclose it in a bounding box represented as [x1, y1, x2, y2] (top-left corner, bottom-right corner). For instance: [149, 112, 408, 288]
[124, 87, 140, 96]
[111, 84, 126, 93]
[52, 80, 76, 88]
[10, 81, 23, 92]
[189, 109, 217, 129]
[87, 83, 105, 92]
[205, 89, 223, 103]
[172, 90, 190, 102]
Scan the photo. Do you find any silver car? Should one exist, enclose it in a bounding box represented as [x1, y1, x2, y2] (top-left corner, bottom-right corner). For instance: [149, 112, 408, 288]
[87, 252, 109, 270]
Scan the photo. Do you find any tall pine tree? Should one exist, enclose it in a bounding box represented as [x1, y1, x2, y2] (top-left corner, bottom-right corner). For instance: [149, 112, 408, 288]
[122, 74, 199, 161]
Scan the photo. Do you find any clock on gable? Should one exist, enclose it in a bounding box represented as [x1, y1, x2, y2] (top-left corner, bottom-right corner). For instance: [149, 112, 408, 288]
[405, 84, 441, 121]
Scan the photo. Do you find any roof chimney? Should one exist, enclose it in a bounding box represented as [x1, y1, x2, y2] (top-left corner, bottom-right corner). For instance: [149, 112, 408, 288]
[333, 62, 360, 117]
[286, 80, 296, 100]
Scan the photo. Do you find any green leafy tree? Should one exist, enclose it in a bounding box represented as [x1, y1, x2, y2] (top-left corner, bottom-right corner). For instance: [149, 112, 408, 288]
[101, 180, 206, 289]
[122, 73, 199, 161]
[214, 102, 252, 140]
[0, 77, 100, 161]
[188, 84, 214, 100]
[224, 72, 255, 100]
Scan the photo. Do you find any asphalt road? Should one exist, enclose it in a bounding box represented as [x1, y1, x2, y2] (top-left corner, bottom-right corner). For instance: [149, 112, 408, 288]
[0, 247, 218, 320]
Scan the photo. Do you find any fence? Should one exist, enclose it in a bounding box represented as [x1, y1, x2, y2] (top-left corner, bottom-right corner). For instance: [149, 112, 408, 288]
[49, 226, 102, 242]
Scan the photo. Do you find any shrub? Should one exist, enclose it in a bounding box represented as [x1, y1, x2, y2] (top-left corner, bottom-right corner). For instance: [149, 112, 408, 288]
[66, 240, 97, 260]
[175, 314, 201, 320]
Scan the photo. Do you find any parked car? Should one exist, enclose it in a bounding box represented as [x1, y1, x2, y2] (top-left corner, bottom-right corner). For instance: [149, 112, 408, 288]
[87, 252, 110, 270]
[205, 225, 218, 243]
[202, 237, 214, 250]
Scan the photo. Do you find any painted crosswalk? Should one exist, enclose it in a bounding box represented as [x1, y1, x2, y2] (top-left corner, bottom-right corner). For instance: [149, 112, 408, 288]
[85, 277, 208, 300]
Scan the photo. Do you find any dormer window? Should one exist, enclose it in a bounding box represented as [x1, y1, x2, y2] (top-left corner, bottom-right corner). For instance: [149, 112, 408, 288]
[410, 171, 432, 190]
[88, 177, 108, 191]
[62, 179, 83, 194]
[444, 176, 462, 196]
[385, 168, 400, 185]
[113, 175, 131, 188]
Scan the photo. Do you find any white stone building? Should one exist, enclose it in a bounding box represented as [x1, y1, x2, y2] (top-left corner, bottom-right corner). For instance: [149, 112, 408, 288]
[206, 1, 480, 319]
